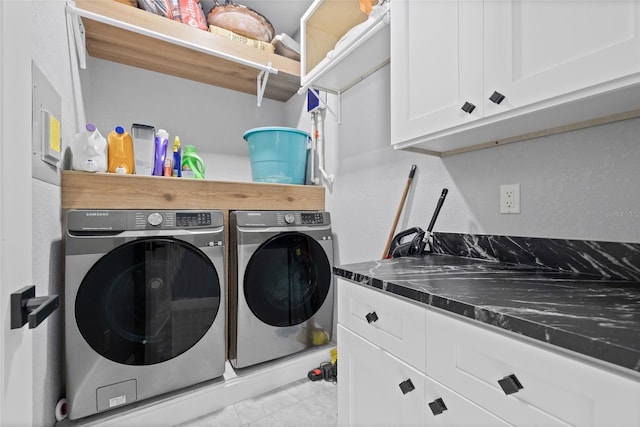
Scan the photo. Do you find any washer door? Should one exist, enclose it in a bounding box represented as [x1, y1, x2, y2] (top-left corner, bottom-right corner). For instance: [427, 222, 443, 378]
[75, 237, 220, 365]
[244, 232, 331, 327]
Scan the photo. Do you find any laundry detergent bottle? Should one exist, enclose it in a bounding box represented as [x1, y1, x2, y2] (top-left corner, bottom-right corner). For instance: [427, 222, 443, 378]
[71, 123, 108, 172]
[152, 129, 169, 176]
[181, 145, 205, 179]
[107, 126, 135, 174]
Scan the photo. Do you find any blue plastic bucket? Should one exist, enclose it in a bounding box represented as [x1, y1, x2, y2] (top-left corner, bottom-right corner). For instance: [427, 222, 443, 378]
[243, 127, 309, 184]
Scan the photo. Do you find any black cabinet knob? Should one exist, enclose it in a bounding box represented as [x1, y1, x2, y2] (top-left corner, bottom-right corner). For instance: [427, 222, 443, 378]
[461, 101, 476, 114]
[398, 379, 415, 395]
[428, 397, 448, 416]
[489, 90, 506, 104]
[498, 374, 523, 395]
[365, 311, 379, 323]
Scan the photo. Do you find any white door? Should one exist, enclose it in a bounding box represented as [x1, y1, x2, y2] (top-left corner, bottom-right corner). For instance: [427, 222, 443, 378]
[484, 0, 640, 115]
[0, 1, 35, 426]
[390, 0, 483, 146]
[338, 325, 427, 426]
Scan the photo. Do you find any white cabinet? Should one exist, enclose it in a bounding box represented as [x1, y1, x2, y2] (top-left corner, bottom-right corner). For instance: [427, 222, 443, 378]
[338, 325, 427, 426]
[337, 275, 426, 372]
[337, 279, 510, 426]
[337, 278, 640, 426]
[390, 0, 483, 144]
[391, 0, 640, 156]
[300, 0, 390, 94]
[484, 0, 640, 115]
[426, 307, 640, 427]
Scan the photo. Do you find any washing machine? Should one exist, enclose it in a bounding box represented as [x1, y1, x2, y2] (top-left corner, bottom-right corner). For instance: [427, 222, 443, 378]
[229, 210, 334, 369]
[64, 209, 225, 420]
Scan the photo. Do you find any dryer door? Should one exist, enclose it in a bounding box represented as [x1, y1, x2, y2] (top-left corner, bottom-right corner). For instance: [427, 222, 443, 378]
[244, 232, 331, 327]
[75, 237, 221, 365]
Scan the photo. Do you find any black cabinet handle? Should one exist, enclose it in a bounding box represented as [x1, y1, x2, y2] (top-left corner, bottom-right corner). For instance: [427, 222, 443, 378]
[489, 90, 506, 104]
[365, 311, 379, 323]
[498, 374, 523, 395]
[461, 101, 476, 114]
[398, 379, 415, 395]
[10, 285, 59, 329]
[428, 397, 448, 415]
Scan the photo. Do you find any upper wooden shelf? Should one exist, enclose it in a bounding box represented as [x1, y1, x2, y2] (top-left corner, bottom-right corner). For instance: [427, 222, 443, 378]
[72, 0, 301, 102]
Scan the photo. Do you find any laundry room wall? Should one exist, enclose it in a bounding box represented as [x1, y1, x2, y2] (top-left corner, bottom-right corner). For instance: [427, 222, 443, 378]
[284, 64, 640, 266]
[31, 1, 75, 425]
[80, 56, 295, 181]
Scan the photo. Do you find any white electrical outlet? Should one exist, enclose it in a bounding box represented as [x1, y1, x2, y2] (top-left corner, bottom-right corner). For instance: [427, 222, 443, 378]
[500, 184, 520, 214]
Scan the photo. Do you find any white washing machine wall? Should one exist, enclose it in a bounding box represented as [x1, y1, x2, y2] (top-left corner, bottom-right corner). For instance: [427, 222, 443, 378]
[230, 211, 334, 369]
[64, 210, 226, 420]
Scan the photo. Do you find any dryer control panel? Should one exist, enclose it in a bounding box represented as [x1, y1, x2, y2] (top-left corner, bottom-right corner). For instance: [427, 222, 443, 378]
[234, 211, 330, 227]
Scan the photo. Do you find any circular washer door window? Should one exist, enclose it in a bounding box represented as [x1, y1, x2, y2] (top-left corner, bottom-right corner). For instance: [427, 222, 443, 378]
[75, 237, 220, 365]
[244, 232, 331, 327]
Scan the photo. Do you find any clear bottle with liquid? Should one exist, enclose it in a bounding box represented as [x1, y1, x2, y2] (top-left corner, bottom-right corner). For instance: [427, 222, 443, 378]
[107, 126, 135, 174]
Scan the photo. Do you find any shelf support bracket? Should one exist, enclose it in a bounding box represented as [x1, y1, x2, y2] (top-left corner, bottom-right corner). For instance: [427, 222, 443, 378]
[309, 87, 341, 124]
[256, 62, 274, 107]
[66, 2, 87, 70]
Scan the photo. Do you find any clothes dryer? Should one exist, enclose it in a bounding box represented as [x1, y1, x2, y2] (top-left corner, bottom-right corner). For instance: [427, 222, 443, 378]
[229, 211, 334, 369]
[64, 209, 225, 420]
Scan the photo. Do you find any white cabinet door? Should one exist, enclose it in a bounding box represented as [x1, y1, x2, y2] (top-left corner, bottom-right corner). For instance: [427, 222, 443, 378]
[426, 308, 640, 427]
[484, 0, 640, 116]
[424, 375, 511, 426]
[338, 325, 427, 426]
[390, 0, 483, 146]
[337, 279, 426, 372]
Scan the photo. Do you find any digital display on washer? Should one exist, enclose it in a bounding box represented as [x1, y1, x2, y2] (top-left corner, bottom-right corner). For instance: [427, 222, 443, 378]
[301, 212, 324, 225]
[176, 212, 211, 227]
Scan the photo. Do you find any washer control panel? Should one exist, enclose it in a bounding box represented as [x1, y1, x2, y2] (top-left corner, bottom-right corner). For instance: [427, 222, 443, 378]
[131, 210, 221, 229]
[301, 212, 325, 225]
[175, 212, 212, 227]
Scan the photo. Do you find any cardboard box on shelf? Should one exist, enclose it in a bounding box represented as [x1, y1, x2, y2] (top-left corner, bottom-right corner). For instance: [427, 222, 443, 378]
[208, 25, 275, 53]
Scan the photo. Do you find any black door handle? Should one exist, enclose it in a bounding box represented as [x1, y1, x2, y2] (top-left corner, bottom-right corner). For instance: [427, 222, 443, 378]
[461, 101, 476, 114]
[498, 374, 523, 395]
[398, 379, 415, 394]
[365, 311, 379, 323]
[10, 285, 59, 329]
[489, 90, 506, 104]
[428, 397, 448, 415]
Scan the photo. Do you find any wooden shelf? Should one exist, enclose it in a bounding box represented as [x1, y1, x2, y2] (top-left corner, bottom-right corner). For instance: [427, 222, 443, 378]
[73, 0, 301, 102]
[61, 171, 325, 211]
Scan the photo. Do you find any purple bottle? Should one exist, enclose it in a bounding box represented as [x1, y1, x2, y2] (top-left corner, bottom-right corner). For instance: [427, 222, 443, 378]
[152, 129, 169, 176]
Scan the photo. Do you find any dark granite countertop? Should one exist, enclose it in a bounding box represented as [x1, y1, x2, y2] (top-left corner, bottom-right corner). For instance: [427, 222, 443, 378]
[333, 254, 640, 376]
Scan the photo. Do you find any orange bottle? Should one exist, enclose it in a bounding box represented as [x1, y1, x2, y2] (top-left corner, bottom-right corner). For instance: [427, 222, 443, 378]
[108, 126, 135, 174]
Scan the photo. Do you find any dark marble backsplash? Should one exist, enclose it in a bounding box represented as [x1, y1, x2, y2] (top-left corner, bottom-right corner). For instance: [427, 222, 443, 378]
[431, 232, 640, 281]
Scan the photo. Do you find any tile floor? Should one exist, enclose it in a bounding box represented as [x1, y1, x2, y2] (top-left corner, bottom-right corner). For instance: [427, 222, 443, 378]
[175, 378, 337, 427]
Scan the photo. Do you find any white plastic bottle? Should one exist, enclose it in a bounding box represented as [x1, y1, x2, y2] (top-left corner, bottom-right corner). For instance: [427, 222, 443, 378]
[71, 123, 108, 172]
